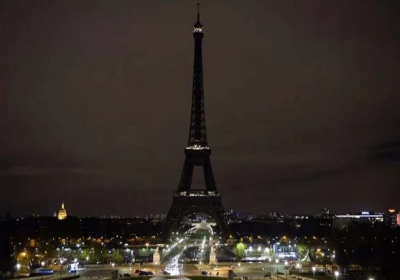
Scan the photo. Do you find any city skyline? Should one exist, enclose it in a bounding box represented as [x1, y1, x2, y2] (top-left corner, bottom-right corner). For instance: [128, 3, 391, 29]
[1, 1, 400, 217]
[7, 201, 396, 218]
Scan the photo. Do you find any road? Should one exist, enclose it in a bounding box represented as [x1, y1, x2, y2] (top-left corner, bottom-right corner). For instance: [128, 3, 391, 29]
[45, 239, 310, 280]
[66, 262, 297, 280]
[35, 262, 319, 280]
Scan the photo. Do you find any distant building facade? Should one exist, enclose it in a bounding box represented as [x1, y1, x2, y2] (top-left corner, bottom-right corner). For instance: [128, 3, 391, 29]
[332, 211, 384, 229]
[385, 209, 399, 228]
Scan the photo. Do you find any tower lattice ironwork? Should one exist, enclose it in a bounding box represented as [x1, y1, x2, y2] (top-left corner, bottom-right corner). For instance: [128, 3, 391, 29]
[163, 6, 227, 240]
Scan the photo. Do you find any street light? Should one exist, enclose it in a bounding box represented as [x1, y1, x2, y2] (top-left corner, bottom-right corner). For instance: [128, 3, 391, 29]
[334, 270, 339, 280]
[295, 263, 300, 273]
[16, 264, 21, 277]
[312, 266, 316, 279]
[275, 259, 279, 275]
[268, 259, 272, 280]
[41, 261, 45, 280]
[284, 261, 288, 280]
[262, 257, 267, 279]
[59, 259, 64, 279]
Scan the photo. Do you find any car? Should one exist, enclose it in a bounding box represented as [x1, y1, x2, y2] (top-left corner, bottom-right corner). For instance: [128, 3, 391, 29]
[201, 271, 210, 276]
[122, 273, 131, 277]
[264, 272, 271, 277]
[146, 271, 154, 275]
[30, 268, 54, 276]
[162, 271, 171, 275]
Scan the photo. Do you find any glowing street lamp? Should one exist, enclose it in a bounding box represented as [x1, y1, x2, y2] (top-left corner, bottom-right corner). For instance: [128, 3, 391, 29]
[41, 262, 45, 267]
[334, 270, 339, 280]
[59, 259, 64, 279]
[312, 266, 316, 279]
[275, 259, 279, 275]
[285, 261, 288, 280]
[16, 264, 21, 277]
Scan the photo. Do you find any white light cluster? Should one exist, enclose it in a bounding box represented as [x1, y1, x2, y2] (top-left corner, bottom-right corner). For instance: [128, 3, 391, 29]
[193, 27, 203, 33]
[186, 144, 209, 150]
[176, 191, 218, 197]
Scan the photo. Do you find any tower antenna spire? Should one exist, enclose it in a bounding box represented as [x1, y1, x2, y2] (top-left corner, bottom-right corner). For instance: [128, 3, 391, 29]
[197, 3, 200, 22]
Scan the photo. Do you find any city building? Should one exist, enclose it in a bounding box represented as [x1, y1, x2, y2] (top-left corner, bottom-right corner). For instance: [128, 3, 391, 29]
[384, 209, 399, 228]
[332, 211, 384, 229]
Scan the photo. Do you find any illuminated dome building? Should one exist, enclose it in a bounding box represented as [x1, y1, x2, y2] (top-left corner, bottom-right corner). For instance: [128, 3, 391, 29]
[58, 202, 67, 220]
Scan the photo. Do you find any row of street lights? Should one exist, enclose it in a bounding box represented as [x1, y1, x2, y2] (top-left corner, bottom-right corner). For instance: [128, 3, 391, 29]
[266, 262, 341, 280]
[312, 265, 340, 280]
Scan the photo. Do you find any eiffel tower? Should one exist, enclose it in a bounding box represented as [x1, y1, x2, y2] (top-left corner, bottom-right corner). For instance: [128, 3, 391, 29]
[163, 5, 227, 240]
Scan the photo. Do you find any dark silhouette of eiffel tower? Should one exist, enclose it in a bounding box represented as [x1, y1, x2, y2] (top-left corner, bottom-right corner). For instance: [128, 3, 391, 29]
[163, 5, 227, 240]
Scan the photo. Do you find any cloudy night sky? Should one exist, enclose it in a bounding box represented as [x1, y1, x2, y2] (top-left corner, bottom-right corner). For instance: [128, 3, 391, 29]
[1, 0, 399, 217]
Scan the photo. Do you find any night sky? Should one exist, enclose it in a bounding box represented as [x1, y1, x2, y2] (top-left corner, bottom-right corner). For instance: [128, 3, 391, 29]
[1, 1, 399, 217]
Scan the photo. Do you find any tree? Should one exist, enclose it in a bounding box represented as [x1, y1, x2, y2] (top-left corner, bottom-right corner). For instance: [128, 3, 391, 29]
[0, 238, 15, 277]
[42, 242, 57, 260]
[80, 249, 91, 263]
[234, 242, 247, 260]
[91, 242, 103, 264]
[110, 251, 124, 264]
[296, 243, 309, 261]
[99, 251, 109, 264]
